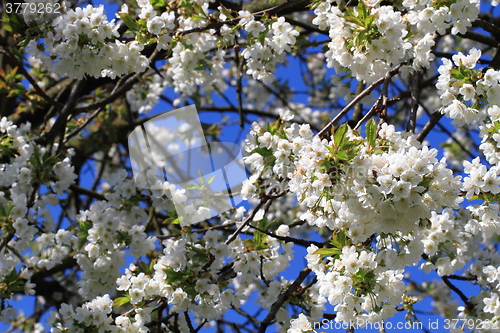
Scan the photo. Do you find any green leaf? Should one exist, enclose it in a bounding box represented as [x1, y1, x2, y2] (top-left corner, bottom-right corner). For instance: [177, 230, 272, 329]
[0, 204, 7, 217]
[258, 217, 269, 230]
[79, 220, 92, 232]
[192, 1, 207, 16]
[417, 176, 434, 188]
[366, 118, 377, 148]
[78, 220, 92, 250]
[4, 14, 27, 33]
[112, 296, 131, 307]
[164, 268, 185, 284]
[218, 3, 234, 19]
[330, 230, 348, 248]
[150, 0, 166, 6]
[324, 145, 335, 154]
[137, 260, 150, 274]
[117, 13, 140, 31]
[257, 28, 269, 46]
[264, 155, 277, 167]
[190, 246, 208, 262]
[191, 14, 206, 21]
[334, 150, 348, 161]
[334, 123, 348, 148]
[450, 69, 465, 80]
[251, 147, 273, 157]
[6, 268, 18, 282]
[313, 247, 340, 258]
[10, 281, 25, 293]
[341, 141, 361, 151]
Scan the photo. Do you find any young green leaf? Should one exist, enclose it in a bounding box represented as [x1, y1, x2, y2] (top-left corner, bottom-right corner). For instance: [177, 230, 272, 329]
[313, 247, 340, 258]
[366, 118, 377, 148]
[117, 13, 140, 31]
[334, 123, 349, 148]
[112, 296, 131, 307]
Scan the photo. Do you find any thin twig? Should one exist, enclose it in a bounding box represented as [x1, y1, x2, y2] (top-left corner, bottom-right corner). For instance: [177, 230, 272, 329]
[64, 71, 134, 143]
[317, 64, 402, 138]
[44, 80, 84, 149]
[419, 103, 476, 159]
[0, 48, 64, 110]
[353, 102, 378, 131]
[445, 274, 477, 281]
[249, 224, 325, 248]
[64, 106, 103, 143]
[353, 70, 392, 130]
[155, 222, 236, 239]
[225, 199, 267, 245]
[225, 190, 287, 245]
[421, 253, 475, 312]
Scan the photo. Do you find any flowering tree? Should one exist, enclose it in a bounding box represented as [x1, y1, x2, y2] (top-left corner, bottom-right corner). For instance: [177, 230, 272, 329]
[1, 0, 500, 331]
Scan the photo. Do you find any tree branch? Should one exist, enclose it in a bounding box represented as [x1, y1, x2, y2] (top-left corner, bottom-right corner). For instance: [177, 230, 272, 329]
[258, 267, 312, 333]
[406, 70, 420, 133]
[416, 110, 444, 143]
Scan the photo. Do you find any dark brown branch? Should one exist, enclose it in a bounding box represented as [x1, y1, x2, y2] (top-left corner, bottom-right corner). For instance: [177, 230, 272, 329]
[416, 110, 444, 143]
[406, 70, 420, 133]
[459, 30, 498, 47]
[70, 184, 107, 201]
[284, 16, 329, 36]
[258, 267, 312, 333]
[442, 276, 474, 311]
[155, 222, 236, 239]
[42, 79, 83, 148]
[471, 19, 500, 41]
[249, 224, 326, 248]
[72, 72, 139, 113]
[445, 274, 477, 281]
[421, 254, 475, 312]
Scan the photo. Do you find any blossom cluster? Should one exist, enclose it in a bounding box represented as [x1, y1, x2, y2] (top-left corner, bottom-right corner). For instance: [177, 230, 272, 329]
[49, 219, 298, 331]
[245, 119, 462, 243]
[312, 0, 480, 83]
[126, 74, 166, 114]
[240, 14, 300, 82]
[435, 48, 500, 126]
[166, 33, 227, 99]
[313, 1, 412, 83]
[243, 114, 473, 326]
[49, 295, 114, 333]
[0, 117, 78, 319]
[307, 243, 405, 325]
[27, 5, 149, 79]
